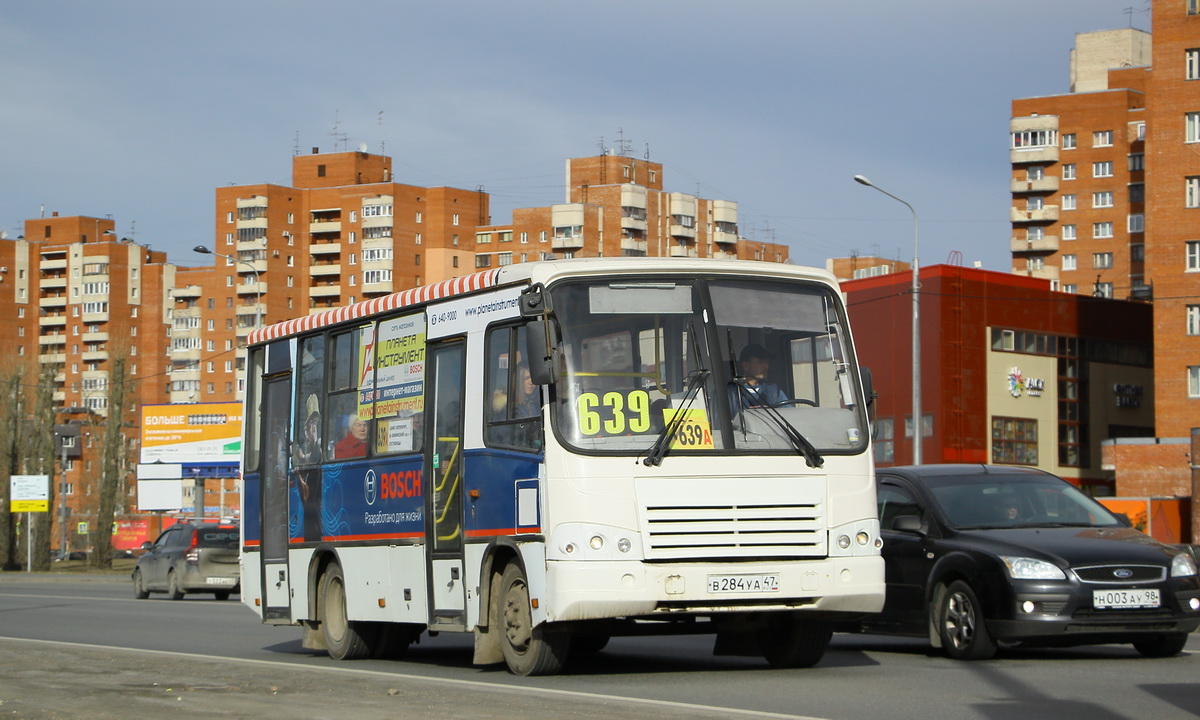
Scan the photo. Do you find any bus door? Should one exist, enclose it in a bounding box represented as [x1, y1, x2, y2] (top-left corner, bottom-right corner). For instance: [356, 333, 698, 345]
[426, 340, 467, 630]
[259, 374, 293, 622]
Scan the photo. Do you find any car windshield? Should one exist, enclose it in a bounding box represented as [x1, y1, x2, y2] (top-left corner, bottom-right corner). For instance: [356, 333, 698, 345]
[549, 276, 868, 458]
[197, 529, 239, 548]
[923, 473, 1122, 530]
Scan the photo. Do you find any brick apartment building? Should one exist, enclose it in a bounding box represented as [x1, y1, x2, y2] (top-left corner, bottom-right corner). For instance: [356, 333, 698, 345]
[1010, 0, 1200, 507]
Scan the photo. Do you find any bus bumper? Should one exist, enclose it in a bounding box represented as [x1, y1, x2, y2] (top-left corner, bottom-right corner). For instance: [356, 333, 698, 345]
[543, 556, 885, 622]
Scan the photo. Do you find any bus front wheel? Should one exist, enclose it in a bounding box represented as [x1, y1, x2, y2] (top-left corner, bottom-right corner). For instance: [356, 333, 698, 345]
[320, 563, 376, 660]
[498, 563, 568, 676]
[760, 613, 832, 668]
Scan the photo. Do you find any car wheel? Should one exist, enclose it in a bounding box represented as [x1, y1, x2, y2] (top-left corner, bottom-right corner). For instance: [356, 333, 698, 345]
[132, 569, 149, 599]
[936, 580, 996, 660]
[214, 590, 231, 601]
[319, 563, 376, 660]
[1133, 633, 1189, 658]
[498, 562, 568, 676]
[167, 570, 185, 601]
[760, 613, 832, 668]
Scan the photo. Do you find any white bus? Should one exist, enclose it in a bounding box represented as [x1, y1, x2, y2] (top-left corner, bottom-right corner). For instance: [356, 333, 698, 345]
[240, 258, 883, 675]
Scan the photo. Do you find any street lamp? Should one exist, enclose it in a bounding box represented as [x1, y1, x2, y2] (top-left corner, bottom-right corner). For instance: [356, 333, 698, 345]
[193, 245, 262, 329]
[854, 174, 922, 464]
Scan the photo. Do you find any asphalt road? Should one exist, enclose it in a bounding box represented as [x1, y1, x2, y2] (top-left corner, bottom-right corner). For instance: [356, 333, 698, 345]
[2, 573, 1200, 719]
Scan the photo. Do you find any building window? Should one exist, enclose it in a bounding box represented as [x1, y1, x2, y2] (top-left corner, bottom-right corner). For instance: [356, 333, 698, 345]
[1062, 164, 1076, 180]
[1128, 214, 1144, 233]
[1188, 113, 1200, 143]
[476, 232, 492, 244]
[992, 417, 1037, 465]
[1062, 133, 1076, 149]
[1093, 161, 1113, 178]
[1093, 130, 1113, 147]
[1187, 305, 1200, 335]
[873, 417, 894, 464]
[1130, 183, 1145, 203]
[1096, 282, 1114, 298]
[1027, 257, 1045, 271]
[1188, 177, 1200, 208]
[1189, 49, 1200, 80]
[1093, 222, 1113, 239]
[1129, 153, 1144, 171]
[1092, 191, 1113, 208]
[1131, 243, 1145, 262]
[1191, 0, 1200, 15]
[1012, 129, 1057, 148]
[415, 211, 423, 224]
[1062, 283, 1077, 294]
[1062, 224, 1077, 241]
[1028, 197, 1044, 211]
[1028, 226, 1044, 240]
[1093, 252, 1114, 269]
[1027, 166, 1045, 180]
[1062, 254, 1077, 271]
[452, 213, 459, 226]
[1188, 240, 1200, 271]
[1190, 367, 1200, 398]
[1062, 194, 1077, 211]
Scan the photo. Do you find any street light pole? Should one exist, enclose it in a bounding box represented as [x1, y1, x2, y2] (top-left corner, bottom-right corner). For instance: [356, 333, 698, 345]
[193, 245, 262, 329]
[854, 174, 922, 464]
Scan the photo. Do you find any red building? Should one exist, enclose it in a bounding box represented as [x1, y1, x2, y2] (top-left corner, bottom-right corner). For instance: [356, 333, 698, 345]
[843, 265, 1154, 494]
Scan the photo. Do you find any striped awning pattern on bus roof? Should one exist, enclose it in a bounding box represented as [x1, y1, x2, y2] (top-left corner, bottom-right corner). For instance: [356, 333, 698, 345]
[247, 268, 503, 345]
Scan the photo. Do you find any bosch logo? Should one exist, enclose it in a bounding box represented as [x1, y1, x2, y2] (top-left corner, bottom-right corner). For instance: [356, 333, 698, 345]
[1113, 568, 1133, 579]
[364, 469, 378, 506]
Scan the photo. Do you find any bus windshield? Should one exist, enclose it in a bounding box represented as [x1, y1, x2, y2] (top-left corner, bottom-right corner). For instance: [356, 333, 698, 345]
[550, 276, 868, 458]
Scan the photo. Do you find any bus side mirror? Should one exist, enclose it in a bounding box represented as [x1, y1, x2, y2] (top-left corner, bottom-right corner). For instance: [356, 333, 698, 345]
[860, 366, 876, 407]
[520, 285, 557, 386]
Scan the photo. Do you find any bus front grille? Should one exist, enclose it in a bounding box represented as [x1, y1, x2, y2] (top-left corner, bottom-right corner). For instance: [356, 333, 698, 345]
[641, 502, 825, 559]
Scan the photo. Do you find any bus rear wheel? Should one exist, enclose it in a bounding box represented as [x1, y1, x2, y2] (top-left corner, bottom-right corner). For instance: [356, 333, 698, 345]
[498, 563, 568, 676]
[320, 563, 376, 660]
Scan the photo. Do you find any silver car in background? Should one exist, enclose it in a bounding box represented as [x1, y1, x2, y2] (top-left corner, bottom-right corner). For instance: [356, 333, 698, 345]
[132, 522, 240, 600]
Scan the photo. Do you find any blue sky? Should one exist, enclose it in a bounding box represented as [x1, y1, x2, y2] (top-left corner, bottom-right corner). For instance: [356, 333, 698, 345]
[0, 1, 1151, 272]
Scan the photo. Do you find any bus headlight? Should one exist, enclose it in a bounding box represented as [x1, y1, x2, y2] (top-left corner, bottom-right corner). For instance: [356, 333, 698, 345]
[549, 523, 643, 560]
[828, 519, 881, 557]
[589, 535, 605, 551]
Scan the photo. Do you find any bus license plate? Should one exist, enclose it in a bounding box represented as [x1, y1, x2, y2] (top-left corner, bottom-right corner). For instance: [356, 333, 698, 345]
[1093, 588, 1160, 609]
[707, 574, 780, 594]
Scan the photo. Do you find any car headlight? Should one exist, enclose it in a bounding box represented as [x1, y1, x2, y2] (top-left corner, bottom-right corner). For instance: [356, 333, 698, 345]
[1001, 555, 1066, 580]
[1171, 552, 1198, 578]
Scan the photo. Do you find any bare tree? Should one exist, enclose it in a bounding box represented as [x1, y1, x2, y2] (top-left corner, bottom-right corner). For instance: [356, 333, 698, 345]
[28, 362, 59, 571]
[90, 354, 130, 571]
[0, 369, 25, 570]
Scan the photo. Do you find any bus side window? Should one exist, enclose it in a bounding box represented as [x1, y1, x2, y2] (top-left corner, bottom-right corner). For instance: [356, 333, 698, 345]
[296, 335, 326, 466]
[485, 324, 541, 450]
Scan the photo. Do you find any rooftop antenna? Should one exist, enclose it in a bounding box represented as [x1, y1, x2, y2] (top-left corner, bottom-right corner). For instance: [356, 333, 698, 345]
[378, 111, 386, 155]
[597, 135, 607, 156]
[1124, 6, 1133, 26]
[644, 142, 650, 161]
[293, 130, 300, 156]
[330, 110, 348, 152]
[616, 128, 632, 157]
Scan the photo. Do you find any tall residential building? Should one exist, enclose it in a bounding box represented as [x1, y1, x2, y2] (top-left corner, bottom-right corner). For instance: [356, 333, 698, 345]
[189, 148, 488, 405]
[1010, 28, 1151, 298]
[1012, 0, 1200, 502]
[10, 214, 174, 552]
[476, 153, 788, 266]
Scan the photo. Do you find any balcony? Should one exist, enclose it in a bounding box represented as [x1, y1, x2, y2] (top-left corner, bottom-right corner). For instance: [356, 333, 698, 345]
[1011, 147, 1059, 164]
[310, 264, 341, 277]
[1011, 264, 1060, 282]
[39, 353, 66, 364]
[713, 230, 738, 246]
[712, 249, 739, 260]
[310, 242, 342, 256]
[669, 244, 698, 258]
[1010, 236, 1060, 253]
[620, 238, 647, 254]
[40, 277, 67, 289]
[40, 258, 67, 270]
[82, 311, 109, 323]
[235, 303, 264, 318]
[621, 216, 647, 232]
[236, 281, 266, 296]
[309, 285, 341, 298]
[39, 315, 67, 327]
[173, 285, 202, 299]
[172, 347, 202, 361]
[82, 350, 109, 363]
[81, 332, 109, 343]
[39, 335, 66, 347]
[310, 220, 341, 234]
[1011, 206, 1060, 223]
[1011, 177, 1060, 194]
[39, 295, 67, 308]
[237, 217, 268, 230]
[363, 280, 393, 294]
[552, 235, 584, 251]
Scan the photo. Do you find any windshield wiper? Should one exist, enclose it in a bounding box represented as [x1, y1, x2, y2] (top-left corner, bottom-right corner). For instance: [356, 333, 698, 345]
[751, 399, 824, 469]
[642, 368, 710, 467]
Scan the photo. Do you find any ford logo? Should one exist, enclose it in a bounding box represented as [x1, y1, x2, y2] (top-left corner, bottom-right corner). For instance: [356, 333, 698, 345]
[1114, 568, 1134, 579]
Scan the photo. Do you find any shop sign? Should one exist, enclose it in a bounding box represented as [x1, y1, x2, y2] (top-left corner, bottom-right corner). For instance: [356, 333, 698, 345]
[1007, 367, 1046, 398]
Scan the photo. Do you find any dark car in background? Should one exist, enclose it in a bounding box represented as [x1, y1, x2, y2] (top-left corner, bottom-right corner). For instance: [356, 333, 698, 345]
[132, 522, 240, 600]
[852, 465, 1200, 659]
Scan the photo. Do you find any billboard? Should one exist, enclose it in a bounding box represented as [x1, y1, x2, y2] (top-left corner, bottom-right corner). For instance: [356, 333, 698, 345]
[140, 402, 243, 465]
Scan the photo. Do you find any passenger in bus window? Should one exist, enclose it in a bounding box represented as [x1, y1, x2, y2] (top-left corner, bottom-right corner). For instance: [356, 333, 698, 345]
[292, 394, 323, 541]
[333, 414, 368, 459]
[730, 344, 788, 409]
[512, 364, 540, 419]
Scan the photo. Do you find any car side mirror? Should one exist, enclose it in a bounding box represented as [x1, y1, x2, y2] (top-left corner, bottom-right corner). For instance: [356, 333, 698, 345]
[892, 514, 924, 534]
[141, 541, 153, 551]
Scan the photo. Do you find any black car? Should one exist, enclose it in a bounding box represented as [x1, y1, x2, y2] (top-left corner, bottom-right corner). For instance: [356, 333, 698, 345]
[856, 464, 1200, 659]
[132, 522, 241, 600]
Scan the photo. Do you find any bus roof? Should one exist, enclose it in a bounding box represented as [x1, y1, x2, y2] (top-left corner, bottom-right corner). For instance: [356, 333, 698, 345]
[247, 258, 834, 346]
